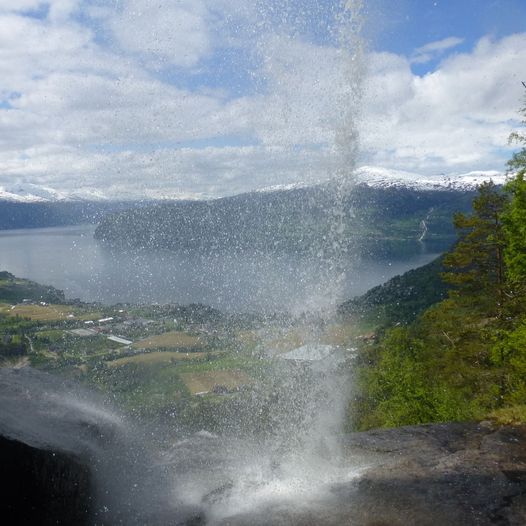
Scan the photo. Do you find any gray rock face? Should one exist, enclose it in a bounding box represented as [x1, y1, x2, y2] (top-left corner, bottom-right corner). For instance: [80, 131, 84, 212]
[217, 423, 526, 526]
[342, 423, 526, 526]
[0, 434, 92, 525]
[0, 368, 204, 525]
[2, 368, 524, 525]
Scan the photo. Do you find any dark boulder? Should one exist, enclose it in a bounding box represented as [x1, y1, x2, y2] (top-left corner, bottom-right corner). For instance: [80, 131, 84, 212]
[0, 435, 92, 525]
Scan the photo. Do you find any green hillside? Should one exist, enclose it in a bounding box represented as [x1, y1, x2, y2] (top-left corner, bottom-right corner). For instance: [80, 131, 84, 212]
[0, 272, 65, 304]
[350, 173, 526, 431]
[339, 255, 449, 326]
[94, 184, 476, 252]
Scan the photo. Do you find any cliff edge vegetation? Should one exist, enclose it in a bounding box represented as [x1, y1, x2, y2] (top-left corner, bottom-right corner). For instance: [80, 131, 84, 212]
[351, 99, 526, 430]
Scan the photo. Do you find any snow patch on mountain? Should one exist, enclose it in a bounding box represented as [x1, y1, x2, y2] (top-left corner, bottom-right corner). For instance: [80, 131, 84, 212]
[254, 166, 507, 196]
[0, 184, 201, 203]
[353, 166, 506, 191]
[0, 183, 68, 203]
[0, 167, 509, 202]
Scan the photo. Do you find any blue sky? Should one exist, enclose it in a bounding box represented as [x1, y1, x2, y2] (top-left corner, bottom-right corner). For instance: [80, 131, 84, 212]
[368, 0, 526, 74]
[0, 0, 524, 200]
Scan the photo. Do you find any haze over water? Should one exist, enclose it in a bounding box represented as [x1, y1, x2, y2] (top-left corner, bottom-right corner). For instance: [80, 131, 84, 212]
[0, 224, 441, 312]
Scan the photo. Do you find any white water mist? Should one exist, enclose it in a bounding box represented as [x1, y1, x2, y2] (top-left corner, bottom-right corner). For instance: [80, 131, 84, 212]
[176, 1, 369, 521]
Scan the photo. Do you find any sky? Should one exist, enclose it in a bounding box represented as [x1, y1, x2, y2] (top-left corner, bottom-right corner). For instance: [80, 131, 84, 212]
[0, 0, 525, 199]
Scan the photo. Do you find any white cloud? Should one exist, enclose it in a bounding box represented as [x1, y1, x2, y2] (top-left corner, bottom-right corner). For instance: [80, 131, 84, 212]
[0, 2, 523, 199]
[0, 144, 341, 200]
[361, 34, 525, 172]
[0, 0, 80, 18]
[411, 36, 464, 64]
[108, 0, 211, 68]
[47, 0, 79, 22]
[416, 36, 464, 54]
[0, 0, 42, 11]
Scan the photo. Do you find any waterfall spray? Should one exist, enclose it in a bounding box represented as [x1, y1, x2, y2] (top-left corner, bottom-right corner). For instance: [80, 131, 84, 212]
[174, 2, 370, 521]
[315, 0, 366, 314]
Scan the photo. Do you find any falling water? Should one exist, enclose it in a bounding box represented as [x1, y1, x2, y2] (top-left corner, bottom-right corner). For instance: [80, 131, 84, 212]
[170, 1, 369, 522]
[0, 2, 370, 524]
[310, 0, 366, 312]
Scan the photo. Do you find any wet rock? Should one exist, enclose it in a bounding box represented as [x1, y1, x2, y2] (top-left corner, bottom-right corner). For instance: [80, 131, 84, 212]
[0, 435, 92, 525]
[0, 368, 206, 526]
[343, 422, 526, 526]
[216, 423, 526, 525]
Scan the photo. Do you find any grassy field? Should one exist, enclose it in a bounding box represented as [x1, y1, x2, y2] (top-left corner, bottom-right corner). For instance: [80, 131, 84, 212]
[132, 331, 201, 350]
[0, 303, 101, 322]
[34, 329, 65, 341]
[1, 303, 74, 321]
[180, 369, 253, 395]
[488, 405, 526, 425]
[107, 350, 210, 367]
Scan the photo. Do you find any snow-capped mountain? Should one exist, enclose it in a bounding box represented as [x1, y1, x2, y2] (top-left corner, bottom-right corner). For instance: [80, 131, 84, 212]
[353, 166, 506, 191]
[255, 181, 313, 194]
[0, 183, 115, 203]
[0, 183, 69, 203]
[0, 167, 508, 203]
[0, 183, 204, 203]
[255, 167, 507, 196]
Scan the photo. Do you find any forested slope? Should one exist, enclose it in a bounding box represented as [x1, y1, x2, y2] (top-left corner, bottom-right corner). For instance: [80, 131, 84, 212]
[351, 176, 526, 430]
[94, 184, 475, 252]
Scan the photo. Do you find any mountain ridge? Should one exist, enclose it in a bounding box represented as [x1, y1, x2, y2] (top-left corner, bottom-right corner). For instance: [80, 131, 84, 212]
[1, 166, 506, 203]
[93, 182, 476, 252]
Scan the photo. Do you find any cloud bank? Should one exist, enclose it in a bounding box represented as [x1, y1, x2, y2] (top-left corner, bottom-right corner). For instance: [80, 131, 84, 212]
[0, 0, 524, 199]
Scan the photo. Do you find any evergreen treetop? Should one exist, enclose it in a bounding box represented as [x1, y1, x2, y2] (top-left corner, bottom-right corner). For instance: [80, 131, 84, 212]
[503, 94, 526, 287]
[442, 181, 508, 315]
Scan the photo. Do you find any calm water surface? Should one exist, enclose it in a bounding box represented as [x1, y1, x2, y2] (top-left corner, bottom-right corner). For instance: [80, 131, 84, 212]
[0, 225, 443, 312]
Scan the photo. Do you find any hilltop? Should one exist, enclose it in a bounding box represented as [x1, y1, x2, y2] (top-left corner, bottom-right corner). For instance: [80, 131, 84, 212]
[94, 182, 476, 252]
[339, 256, 449, 326]
[0, 272, 65, 304]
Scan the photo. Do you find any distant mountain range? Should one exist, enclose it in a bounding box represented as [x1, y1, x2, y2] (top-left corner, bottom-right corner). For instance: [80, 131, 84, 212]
[0, 182, 109, 203]
[0, 166, 504, 235]
[0, 201, 142, 230]
[0, 166, 506, 203]
[93, 180, 478, 254]
[352, 166, 506, 191]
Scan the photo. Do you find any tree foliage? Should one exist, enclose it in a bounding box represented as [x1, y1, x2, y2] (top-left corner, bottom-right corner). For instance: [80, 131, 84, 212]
[502, 95, 526, 288]
[503, 173, 526, 290]
[353, 96, 526, 430]
[507, 95, 526, 176]
[442, 182, 508, 315]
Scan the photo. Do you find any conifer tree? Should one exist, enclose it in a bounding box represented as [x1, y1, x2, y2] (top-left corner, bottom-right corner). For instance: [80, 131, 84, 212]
[502, 174, 526, 287]
[503, 97, 526, 288]
[507, 94, 526, 177]
[442, 181, 508, 315]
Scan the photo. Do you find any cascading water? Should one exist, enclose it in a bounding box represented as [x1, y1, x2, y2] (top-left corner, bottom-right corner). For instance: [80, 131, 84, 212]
[0, 367, 204, 525]
[1, 2, 371, 524]
[167, 1, 370, 522]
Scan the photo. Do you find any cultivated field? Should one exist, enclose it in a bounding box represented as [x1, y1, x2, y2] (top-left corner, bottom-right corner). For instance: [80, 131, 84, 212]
[180, 369, 253, 395]
[0, 303, 101, 321]
[131, 331, 201, 350]
[1, 304, 74, 321]
[107, 350, 209, 367]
